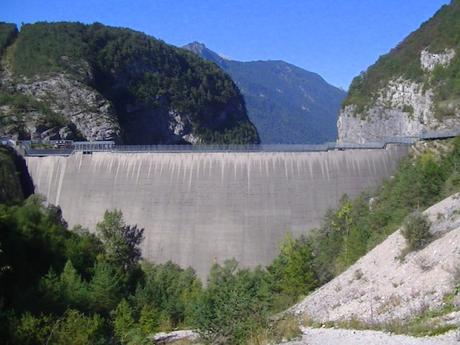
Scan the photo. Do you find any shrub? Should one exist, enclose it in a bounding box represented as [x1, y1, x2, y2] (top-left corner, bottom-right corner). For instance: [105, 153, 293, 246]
[401, 211, 433, 252]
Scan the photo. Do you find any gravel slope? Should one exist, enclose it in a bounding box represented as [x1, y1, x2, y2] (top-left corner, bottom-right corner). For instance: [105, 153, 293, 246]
[292, 193, 460, 324]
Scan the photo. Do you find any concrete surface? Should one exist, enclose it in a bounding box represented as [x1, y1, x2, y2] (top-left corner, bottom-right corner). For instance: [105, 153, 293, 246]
[25, 145, 408, 279]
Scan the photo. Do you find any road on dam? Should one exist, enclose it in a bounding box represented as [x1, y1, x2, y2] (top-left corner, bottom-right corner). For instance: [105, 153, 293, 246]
[25, 145, 409, 279]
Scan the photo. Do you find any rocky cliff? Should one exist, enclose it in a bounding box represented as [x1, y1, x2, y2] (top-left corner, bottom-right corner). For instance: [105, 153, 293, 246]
[0, 22, 259, 144]
[338, 1, 460, 143]
[184, 42, 346, 144]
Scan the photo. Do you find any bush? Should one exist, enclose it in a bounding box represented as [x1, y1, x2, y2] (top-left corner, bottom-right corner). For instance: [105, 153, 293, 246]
[401, 211, 433, 252]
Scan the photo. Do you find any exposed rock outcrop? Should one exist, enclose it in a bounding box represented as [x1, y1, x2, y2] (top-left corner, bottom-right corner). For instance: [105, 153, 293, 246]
[14, 73, 121, 141]
[420, 48, 456, 72]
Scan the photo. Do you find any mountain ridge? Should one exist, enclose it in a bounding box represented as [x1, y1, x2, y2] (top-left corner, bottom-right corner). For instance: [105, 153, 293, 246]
[183, 42, 346, 144]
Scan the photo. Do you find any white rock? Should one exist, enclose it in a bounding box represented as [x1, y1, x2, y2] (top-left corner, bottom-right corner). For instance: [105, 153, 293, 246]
[421, 48, 456, 72]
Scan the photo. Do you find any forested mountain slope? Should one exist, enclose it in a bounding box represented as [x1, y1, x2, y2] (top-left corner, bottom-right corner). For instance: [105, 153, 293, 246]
[0, 22, 259, 144]
[184, 42, 346, 144]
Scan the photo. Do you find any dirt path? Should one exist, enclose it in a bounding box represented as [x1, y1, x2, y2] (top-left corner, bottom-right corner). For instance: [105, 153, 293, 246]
[285, 327, 458, 345]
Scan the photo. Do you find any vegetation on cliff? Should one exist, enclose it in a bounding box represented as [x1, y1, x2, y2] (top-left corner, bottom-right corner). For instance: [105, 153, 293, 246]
[0, 22, 259, 144]
[344, 0, 460, 117]
[0, 146, 23, 203]
[0, 145, 33, 204]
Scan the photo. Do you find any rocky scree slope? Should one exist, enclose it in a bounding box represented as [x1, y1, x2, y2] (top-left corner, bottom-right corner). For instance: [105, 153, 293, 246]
[339, 0, 460, 143]
[184, 42, 346, 144]
[292, 193, 460, 329]
[0, 22, 259, 144]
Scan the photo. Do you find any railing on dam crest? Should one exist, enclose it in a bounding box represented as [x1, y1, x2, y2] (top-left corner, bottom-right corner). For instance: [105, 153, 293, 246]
[17, 128, 460, 156]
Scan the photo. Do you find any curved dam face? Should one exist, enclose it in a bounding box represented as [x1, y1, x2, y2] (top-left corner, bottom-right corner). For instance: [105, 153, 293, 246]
[25, 145, 409, 279]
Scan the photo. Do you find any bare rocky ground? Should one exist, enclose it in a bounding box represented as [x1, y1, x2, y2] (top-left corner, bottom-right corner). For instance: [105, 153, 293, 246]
[287, 193, 460, 344]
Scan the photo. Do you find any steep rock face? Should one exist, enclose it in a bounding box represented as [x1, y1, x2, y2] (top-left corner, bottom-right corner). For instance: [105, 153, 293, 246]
[11, 73, 120, 141]
[0, 22, 259, 144]
[338, 1, 460, 143]
[184, 42, 346, 144]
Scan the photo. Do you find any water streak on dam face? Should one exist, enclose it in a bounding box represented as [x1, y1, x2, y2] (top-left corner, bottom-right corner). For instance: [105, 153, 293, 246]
[25, 145, 409, 279]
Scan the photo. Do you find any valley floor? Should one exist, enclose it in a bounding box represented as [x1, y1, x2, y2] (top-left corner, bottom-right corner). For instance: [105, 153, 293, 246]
[286, 327, 458, 345]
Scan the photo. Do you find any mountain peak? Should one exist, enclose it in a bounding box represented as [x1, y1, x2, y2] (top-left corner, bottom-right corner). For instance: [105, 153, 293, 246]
[183, 41, 227, 66]
[184, 41, 207, 53]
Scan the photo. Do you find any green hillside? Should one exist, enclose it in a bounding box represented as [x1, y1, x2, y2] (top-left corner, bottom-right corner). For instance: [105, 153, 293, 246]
[344, 0, 460, 117]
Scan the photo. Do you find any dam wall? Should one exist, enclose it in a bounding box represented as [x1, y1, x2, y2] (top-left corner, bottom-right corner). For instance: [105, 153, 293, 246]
[25, 145, 409, 279]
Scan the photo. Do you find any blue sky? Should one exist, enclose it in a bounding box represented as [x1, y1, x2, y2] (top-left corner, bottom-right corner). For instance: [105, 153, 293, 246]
[2, 0, 450, 89]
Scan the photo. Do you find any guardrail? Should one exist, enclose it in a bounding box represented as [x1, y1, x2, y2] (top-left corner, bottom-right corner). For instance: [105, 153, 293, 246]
[20, 128, 460, 157]
[20, 141, 411, 156]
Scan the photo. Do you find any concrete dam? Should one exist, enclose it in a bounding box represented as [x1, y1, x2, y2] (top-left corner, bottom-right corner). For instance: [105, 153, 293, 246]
[25, 145, 409, 279]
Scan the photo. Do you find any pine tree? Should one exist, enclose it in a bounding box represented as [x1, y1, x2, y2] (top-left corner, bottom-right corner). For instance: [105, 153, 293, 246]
[114, 299, 135, 342]
[88, 261, 122, 314]
[96, 210, 144, 274]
